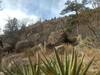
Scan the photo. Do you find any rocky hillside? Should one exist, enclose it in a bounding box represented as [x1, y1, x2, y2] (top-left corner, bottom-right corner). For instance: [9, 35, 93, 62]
[0, 7, 100, 75]
[18, 8, 100, 47]
[0, 8, 100, 53]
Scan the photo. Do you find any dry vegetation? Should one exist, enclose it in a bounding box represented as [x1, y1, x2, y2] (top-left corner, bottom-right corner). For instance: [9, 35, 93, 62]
[0, 43, 100, 75]
[0, 7, 100, 75]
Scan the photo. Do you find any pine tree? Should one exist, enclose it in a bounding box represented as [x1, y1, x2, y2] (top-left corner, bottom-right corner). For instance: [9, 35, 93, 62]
[61, 0, 90, 34]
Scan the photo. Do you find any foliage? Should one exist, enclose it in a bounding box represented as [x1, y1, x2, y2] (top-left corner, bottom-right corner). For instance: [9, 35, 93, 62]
[1, 49, 94, 75]
[20, 24, 26, 31]
[61, 0, 90, 34]
[66, 15, 77, 32]
[4, 18, 19, 35]
[2, 18, 21, 52]
[61, 0, 89, 15]
[2, 57, 41, 75]
[41, 49, 94, 75]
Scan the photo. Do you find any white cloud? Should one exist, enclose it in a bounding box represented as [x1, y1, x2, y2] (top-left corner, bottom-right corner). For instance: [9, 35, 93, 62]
[0, 0, 70, 34]
[0, 9, 39, 34]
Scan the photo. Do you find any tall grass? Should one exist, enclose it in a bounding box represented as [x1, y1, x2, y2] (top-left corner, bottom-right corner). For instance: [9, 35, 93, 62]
[1, 49, 94, 75]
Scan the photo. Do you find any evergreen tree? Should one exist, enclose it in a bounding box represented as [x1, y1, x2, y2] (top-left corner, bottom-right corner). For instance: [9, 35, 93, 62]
[61, 0, 90, 34]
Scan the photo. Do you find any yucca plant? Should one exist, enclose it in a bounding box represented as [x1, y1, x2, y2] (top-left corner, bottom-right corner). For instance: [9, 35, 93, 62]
[1, 48, 94, 75]
[41, 49, 94, 75]
[2, 56, 41, 75]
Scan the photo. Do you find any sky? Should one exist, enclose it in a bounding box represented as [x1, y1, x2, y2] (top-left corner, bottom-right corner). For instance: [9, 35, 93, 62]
[0, 0, 67, 34]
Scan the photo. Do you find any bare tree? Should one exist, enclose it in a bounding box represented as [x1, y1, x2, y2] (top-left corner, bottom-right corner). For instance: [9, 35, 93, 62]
[3, 18, 20, 51]
[4, 18, 19, 35]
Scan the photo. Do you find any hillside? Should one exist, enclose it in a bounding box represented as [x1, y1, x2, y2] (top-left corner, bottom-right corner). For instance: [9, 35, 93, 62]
[16, 8, 100, 47]
[0, 7, 100, 75]
[0, 8, 100, 53]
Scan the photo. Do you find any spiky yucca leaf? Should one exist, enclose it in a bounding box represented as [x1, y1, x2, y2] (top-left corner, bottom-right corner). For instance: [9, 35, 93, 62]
[41, 49, 94, 75]
[2, 56, 41, 75]
[1, 48, 94, 75]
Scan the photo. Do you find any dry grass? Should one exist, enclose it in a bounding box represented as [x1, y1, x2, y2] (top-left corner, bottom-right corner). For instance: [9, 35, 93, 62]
[0, 43, 100, 75]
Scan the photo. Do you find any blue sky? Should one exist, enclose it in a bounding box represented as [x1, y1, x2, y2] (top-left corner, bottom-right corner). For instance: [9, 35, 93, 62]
[1, 0, 66, 19]
[0, 0, 66, 33]
[17, 0, 66, 19]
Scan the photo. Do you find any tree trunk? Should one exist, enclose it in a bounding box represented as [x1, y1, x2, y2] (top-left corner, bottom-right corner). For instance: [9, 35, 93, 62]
[76, 11, 79, 35]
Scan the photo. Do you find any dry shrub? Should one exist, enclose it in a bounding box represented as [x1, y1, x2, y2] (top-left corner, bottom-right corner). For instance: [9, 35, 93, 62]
[75, 35, 95, 50]
[23, 45, 41, 57]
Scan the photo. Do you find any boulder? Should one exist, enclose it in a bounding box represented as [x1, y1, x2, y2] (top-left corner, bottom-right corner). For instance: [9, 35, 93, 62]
[47, 30, 64, 45]
[15, 40, 34, 53]
[47, 30, 78, 47]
